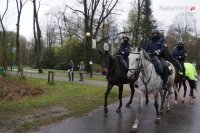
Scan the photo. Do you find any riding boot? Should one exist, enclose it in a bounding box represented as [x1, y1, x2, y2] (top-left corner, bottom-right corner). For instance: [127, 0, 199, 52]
[122, 59, 128, 73]
[162, 67, 168, 90]
[182, 63, 186, 81]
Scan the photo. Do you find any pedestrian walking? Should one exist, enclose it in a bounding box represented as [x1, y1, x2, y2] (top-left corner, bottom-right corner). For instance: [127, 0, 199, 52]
[79, 61, 85, 82]
[67, 60, 74, 81]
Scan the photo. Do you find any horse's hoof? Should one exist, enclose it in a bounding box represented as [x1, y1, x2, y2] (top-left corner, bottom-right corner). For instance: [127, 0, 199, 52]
[145, 99, 149, 105]
[180, 100, 185, 103]
[131, 125, 137, 133]
[159, 110, 164, 115]
[154, 118, 161, 124]
[125, 103, 130, 108]
[116, 108, 121, 113]
[166, 108, 171, 112]
[104, 108, 108, 113]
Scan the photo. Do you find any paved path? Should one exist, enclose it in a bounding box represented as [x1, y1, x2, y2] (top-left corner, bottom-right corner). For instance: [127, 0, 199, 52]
[10, 71, 200, 133]
[35, 95, 200, 133]
[34, 82, 200, 133]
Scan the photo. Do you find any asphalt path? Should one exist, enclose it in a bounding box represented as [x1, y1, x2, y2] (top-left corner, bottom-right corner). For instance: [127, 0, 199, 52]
[9, 71, 200, 133]
[35, 88, 200, 133]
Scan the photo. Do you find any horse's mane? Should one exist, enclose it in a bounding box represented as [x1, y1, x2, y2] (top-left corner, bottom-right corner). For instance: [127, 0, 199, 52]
[141, 49, 152, 63]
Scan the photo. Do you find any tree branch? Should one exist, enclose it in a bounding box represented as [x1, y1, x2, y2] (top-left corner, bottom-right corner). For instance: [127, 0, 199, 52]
[64, 4, 85, 16]
[0, 0, 9, 21]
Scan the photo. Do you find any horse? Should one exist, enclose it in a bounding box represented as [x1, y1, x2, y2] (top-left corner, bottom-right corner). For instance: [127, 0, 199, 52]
[177, 62, 197, 102]
[165, 50, 196, 103]
[178, 75, 197, 101]
[127, 47, 175, 132]
[99, 50, 139, 113]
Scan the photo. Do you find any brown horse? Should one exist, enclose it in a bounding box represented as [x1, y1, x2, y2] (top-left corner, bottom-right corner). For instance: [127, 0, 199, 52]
[178, 73, 197, 101]
[99, 50, 139, 113]
[165, 49, 197, 102]
[165, 49, 182, 102]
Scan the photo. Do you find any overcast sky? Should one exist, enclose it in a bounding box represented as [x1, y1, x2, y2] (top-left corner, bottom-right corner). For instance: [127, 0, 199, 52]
[1, 0, 200, 40]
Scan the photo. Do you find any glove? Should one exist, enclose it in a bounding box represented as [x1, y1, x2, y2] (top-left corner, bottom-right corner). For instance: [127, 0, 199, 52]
[153, 50, 159, 56]
[178, 56, 182, 59]
[122, 51, 125, 54]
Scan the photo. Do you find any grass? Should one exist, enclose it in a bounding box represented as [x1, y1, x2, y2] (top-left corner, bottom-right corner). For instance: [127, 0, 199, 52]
[0, 79, 118, 113]
[0, 77, 130, 132]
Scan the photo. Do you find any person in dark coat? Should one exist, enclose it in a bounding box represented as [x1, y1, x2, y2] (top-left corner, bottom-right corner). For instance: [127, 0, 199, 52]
[172, 41, 187, 77]
[117, 36, 131, 73]
[145, 29, 168, 90]
[67, 60, 74, 81]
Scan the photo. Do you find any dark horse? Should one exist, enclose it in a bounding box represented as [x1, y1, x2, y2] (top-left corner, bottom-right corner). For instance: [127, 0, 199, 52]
[99, 50, 139, 113]
[178, 72, 197, 101]
[165, 49, 180, 102]
[165, 49, 196, 102]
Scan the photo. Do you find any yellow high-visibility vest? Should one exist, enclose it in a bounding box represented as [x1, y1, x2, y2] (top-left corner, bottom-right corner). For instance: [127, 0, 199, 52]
[180, 62, 198, 81]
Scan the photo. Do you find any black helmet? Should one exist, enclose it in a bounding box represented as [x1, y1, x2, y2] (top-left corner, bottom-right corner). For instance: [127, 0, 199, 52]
[178, 41, 184, 46]
[152, 29, 160, 34]
[122, 36, 129, 41]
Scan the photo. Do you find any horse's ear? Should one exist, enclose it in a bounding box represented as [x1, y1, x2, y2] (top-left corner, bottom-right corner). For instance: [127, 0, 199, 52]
[130, 47, 134, 51]
[98, 50, 102, 55]
[105, 50, 108, 55]
[138, 47, 141, 52]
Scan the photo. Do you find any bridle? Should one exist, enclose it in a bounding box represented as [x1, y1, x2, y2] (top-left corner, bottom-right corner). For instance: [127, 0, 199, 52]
[128, 52, 141, 72]
[101, 54, 115, 72]
[129, 50, 153, 86]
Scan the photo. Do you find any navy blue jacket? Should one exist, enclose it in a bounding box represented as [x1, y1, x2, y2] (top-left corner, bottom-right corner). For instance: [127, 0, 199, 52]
[172, 47, 187, 62]
[117, 42, 131, 58]
[145, 37, 166, 58]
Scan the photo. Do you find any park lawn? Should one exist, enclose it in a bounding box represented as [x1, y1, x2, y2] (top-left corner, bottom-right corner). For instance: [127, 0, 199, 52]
[0, 77, 129, 132]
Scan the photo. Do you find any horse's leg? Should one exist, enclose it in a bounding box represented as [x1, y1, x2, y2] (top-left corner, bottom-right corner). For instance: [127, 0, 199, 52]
[159, 89, 165, 114]
[116, 84, 123, 113]
[131, 90, 143, 132]
[189, 79, 195, 99]
[104, 83, 113, 113]
[166, 87, 172, 112]
[173, 83, 179, 104]
[178, 79, 182, 92]
[145, 90, 149, 104]
[183, 79, 187, 98]
[154, 92, 160, 124]
[125, 82, 135, 107]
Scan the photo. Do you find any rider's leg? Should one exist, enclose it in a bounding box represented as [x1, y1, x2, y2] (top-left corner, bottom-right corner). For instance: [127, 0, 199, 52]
[160, 58, 168, 90]
[180, 62, 186, 80]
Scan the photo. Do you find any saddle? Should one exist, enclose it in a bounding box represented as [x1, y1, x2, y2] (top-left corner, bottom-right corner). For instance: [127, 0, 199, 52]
[152, 56, 163, 76]
[152, 56, 173, 76]
[167, 62, 173, 75]
[173, 59, 183, 72]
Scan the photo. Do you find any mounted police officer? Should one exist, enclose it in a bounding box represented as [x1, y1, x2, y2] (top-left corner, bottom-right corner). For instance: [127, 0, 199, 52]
[172, 41, 187, 78]
[145, 29, 168, 90]
[117, 36, 131, 73]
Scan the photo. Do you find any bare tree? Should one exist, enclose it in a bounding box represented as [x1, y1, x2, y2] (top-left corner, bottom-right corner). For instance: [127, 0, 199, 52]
[31, 0, 43, 73]
[46, 9, 65, 45]
[16, 0, 28, 76]
[45, 22, 56, 53]
[0, 0, 9, 75]
[65, 0, 119, 71]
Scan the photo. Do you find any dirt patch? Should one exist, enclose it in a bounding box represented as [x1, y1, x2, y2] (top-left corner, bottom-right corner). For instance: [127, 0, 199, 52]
[0, 77, 45, 101]
[0, 105, 69, 133]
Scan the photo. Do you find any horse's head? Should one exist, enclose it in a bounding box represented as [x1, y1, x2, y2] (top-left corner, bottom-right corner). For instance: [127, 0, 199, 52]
[99, 50, 112, 75]
[127, 47, 142, 79]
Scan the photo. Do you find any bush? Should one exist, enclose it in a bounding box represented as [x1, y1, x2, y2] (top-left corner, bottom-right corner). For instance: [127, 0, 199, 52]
[92, 63, 101, 73]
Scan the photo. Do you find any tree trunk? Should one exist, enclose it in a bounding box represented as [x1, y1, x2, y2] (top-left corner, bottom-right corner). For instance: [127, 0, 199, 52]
[33, 0, 43, 73]
[16, 10, 22, 74]
[135, 0, 141, 46]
